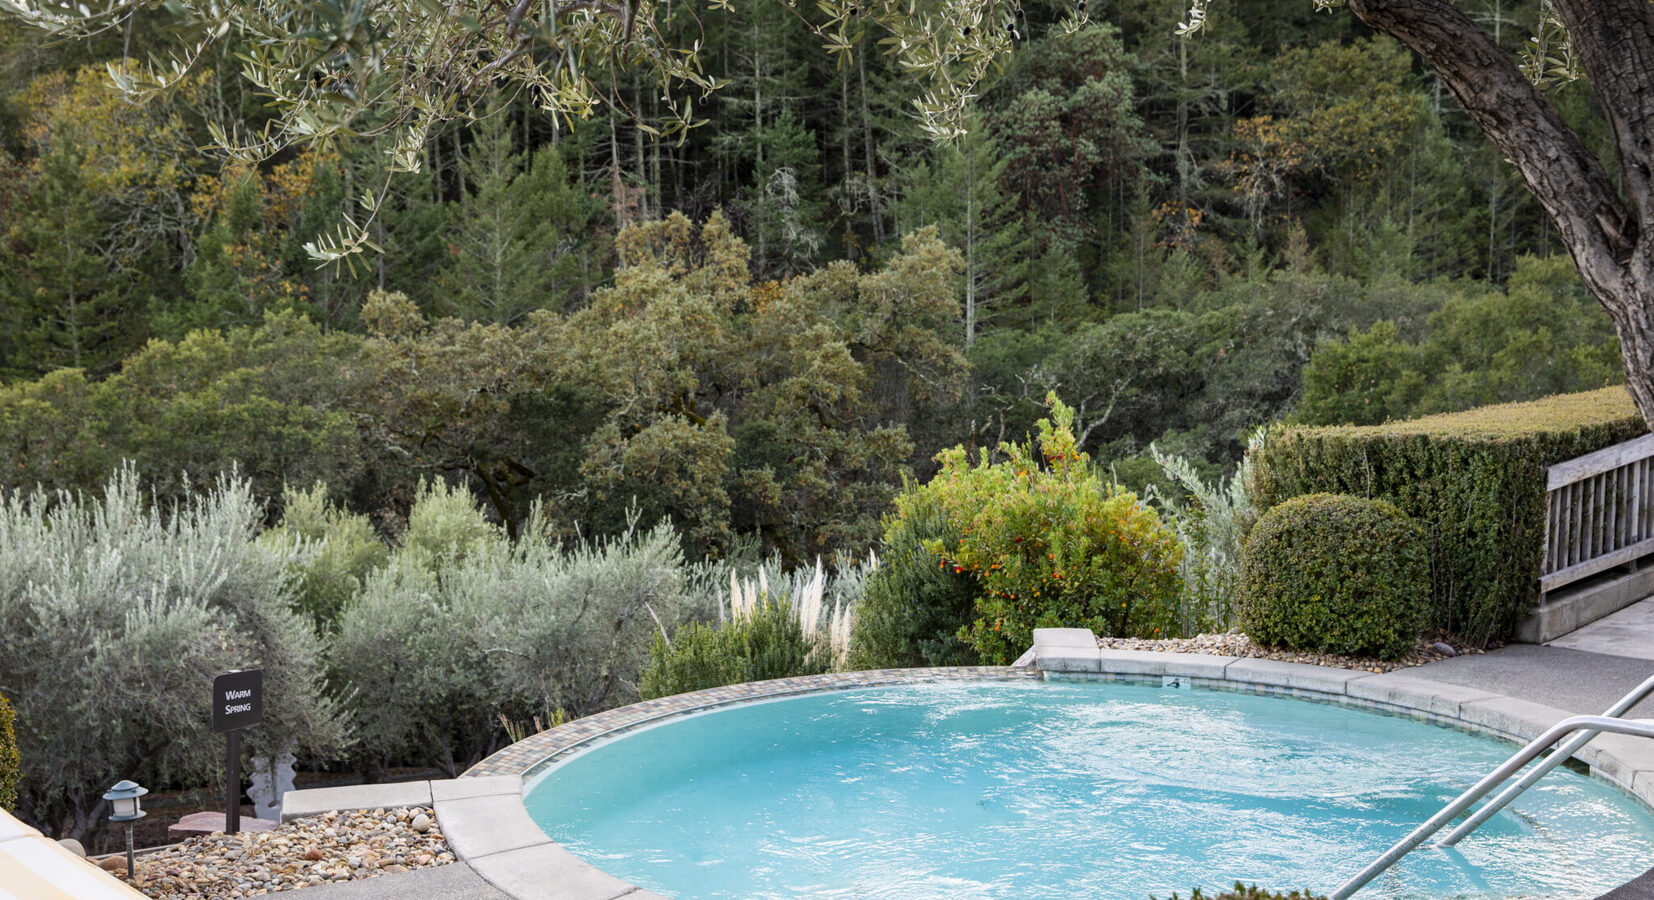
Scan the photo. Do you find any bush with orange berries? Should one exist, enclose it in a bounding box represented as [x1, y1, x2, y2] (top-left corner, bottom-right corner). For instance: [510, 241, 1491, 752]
[925, 395, 1185, 664]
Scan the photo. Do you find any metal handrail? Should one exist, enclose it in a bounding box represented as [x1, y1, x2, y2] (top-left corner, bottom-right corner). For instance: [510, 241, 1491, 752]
[1437, 672, 1654, 847]
[1331, 715, 1654, 899]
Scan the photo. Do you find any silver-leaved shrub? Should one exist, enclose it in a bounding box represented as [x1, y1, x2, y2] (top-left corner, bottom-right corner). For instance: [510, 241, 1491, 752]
[329, 485, 714, 776]
[0, 466, 344, 841]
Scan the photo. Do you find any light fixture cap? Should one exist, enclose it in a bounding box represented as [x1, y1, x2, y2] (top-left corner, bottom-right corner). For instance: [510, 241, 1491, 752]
[104, 781, 148, 822]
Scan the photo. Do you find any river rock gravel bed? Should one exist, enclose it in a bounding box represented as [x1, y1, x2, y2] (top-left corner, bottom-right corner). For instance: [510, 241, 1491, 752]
[1096, 632, 1483, 673]
[129, 807, 453, 899]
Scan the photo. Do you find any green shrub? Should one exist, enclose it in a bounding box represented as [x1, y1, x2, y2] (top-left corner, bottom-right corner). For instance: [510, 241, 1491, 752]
[846, 480, 982, 670]
[0, 692, 18, 811]
[0, 466, 343, 841]
[928, 395, 1185, 664]
[263, 482, 390, 634]
[639, 601, 827, 699]
[332, 516, 706, 775]
[1145, 428, 1266, 633]
[1240, 493, 1428, 659]
[399, 478, 503, 569]
[1252, 386, 1645, 645]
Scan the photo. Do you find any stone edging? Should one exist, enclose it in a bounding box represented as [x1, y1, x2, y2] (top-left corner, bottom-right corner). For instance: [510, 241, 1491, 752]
[463, 666, 1040, 778]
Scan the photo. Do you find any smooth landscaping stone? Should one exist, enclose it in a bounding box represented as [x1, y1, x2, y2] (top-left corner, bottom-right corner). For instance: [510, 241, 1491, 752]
[1033, 627, 1100, 650]
[1095, 649, 1236, 679]
[466, 842, 636, 900]
[432, 776, 522, 803]
[282, 782, 434, 822]
[1346, 672, 1500, 719]
[168, 810, 277, 837]
[1035, 648, 1101, 673]
[1223, 657, 1375, 694]
[435, 794, 549, 861]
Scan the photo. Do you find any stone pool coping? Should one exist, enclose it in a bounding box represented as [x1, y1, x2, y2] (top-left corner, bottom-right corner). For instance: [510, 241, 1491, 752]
[281, 632, 1654, 900]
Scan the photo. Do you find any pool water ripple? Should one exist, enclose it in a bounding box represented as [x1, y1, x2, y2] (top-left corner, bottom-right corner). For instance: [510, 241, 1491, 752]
[524, 681, 1654, 899]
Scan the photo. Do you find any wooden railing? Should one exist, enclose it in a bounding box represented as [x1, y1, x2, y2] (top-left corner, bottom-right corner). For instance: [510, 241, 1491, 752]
[1543, 433, 1654, 594]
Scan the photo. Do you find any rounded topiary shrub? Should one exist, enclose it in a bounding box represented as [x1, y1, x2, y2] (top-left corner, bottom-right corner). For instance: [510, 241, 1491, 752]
[0, 692, 19, 811]
[1239, 493, 1428, 660]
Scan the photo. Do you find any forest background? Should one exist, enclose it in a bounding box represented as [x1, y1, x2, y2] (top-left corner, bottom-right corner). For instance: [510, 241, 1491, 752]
[0, 0, 1629, 567]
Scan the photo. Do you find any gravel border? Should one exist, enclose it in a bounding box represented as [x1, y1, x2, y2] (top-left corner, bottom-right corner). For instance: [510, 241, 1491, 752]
[1096, 632, 1484, 673]
[128, 807, 454, 899]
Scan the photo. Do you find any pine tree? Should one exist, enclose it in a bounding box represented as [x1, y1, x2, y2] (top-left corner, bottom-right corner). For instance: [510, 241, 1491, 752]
[895, 120, 1030, 346]
[179, 171, 295, 334]
[435, 110, 591, 324]
[377, 164, 449, 313]
[746, 108, 826, 279]
[0, 146, 145, 377]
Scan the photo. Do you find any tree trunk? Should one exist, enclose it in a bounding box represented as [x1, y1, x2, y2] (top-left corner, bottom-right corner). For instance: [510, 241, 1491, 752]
[858, 52, 884, 243]
[1344, 0, 1654, 427]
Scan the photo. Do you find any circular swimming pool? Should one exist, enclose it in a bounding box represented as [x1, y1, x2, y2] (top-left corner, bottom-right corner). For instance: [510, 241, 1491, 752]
[523, 680, 1654, 899]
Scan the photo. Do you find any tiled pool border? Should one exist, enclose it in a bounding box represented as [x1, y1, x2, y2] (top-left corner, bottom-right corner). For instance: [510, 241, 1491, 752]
[465, 665, 1039, 779]
[281, 631, 1654, 900]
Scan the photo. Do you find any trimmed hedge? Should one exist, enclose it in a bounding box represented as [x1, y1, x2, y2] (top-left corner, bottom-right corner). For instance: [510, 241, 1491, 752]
[0, 692, 18, 811]
[1255, 387, 1646, 645]
[1240, 494, 1429, 659]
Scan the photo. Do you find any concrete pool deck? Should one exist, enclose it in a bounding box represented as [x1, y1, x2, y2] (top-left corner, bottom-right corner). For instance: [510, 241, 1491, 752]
[282, 608, 1654, 900]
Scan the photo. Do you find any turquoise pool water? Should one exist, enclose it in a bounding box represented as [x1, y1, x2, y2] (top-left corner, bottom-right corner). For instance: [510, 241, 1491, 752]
[523, 681, 1654, 899]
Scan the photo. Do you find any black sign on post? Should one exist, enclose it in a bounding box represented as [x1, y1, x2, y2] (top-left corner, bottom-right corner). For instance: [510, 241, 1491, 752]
[212, 670, 262, 835]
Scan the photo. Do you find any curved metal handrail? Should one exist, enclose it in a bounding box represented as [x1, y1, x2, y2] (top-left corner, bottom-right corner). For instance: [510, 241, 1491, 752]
[1331, 714, 1654, 899]
[1437, 672, 1654, 847]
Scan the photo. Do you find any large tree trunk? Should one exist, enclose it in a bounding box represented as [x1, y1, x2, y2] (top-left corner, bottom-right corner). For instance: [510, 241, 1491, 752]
[1344, 0, 1654, 427]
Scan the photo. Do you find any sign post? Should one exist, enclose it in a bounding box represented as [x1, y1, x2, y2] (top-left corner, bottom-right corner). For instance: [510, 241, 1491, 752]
[211, 670, 263, 835]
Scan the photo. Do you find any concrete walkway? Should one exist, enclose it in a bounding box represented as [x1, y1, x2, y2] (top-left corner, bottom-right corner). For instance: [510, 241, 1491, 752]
[1415, 603, 1654, 900]
[1549, 596, 1654, 661]
[284, 864, 507, 900]
[1410, 642, 1654, 716]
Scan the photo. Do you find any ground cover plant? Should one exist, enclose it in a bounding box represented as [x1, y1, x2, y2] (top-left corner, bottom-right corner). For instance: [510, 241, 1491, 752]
[0, 692, 18, 811]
